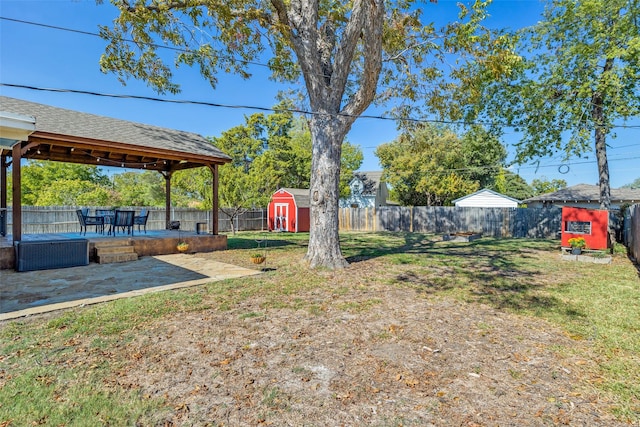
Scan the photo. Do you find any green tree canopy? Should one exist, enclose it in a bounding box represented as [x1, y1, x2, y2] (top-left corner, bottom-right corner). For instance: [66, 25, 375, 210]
[498, 170, 534, 201]
[36, 179, 111, 206]
[20, 161, 111, 206]
[376, 124, 507, 206]
[265, 116, 363, 197]
[111, 171, 166, 207]
[621, 178, 640, 190]
[531, 177, 568, 196]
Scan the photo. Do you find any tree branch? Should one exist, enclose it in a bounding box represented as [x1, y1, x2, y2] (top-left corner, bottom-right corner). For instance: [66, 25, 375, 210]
[271, 0, 326, 109]
[341, 0, 384, 120]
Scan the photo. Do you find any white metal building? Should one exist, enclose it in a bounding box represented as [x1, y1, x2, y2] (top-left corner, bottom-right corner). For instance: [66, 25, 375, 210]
[452, 188, 520, 208]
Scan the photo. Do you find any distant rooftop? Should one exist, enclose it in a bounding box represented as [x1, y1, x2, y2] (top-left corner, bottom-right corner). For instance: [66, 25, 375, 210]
[524, 184, 640, 203]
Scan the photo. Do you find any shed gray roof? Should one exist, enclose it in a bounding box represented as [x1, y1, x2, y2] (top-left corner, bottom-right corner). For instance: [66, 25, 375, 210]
[280, 188, 311, 208]
[0, 96, 231, 165]
[523, 183, 640, 203]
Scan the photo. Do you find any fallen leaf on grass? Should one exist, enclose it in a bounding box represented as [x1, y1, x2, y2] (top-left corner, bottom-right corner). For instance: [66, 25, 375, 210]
[404, 377, 419, 387]
[174, 402, 189, 413]
[335, 391, 353, 401]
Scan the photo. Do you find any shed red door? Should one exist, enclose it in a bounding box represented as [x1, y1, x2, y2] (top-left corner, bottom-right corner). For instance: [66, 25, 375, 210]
[273, 203, 289, 231]
[268, 189, 297, 232]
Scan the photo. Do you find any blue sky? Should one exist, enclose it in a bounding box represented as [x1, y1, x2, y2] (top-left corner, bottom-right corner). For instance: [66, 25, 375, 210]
[1, 0, 638, 189]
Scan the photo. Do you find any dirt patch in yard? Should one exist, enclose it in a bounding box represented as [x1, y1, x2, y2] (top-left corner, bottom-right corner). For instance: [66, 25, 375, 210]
[113, 257, 623, 426]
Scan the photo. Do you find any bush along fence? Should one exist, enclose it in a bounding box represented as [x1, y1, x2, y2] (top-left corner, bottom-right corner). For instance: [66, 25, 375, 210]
[2, 206, 268, 235]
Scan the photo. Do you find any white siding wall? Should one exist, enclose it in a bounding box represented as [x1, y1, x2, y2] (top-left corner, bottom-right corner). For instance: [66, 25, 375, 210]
[455, 191, 518, 208]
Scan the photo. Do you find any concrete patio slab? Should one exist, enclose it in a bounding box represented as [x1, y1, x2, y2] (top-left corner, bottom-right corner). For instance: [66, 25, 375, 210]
[0, 254, 261, 321]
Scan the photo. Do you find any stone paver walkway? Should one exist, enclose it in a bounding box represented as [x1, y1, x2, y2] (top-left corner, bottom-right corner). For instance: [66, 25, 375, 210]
[0, 254, 261, 321]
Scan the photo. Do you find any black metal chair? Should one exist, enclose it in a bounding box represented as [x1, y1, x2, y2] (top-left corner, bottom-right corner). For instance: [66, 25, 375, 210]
[76, 209, 104, 235]
[133, 208, 149, 234]
[112, 210, 135, 236]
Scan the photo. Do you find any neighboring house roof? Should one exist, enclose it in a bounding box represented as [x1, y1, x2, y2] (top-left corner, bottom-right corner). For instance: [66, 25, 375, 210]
[523, 184, 640, 204]
[0, 96, 231, 169]
[353, 171, 384, 196]
[276, 188, 311, 208]
[452, 188, 521, 205]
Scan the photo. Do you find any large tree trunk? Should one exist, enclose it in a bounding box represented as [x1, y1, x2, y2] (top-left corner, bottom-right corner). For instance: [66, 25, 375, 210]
[273, 0, 384, 268]
[594, 121, 615, 250]
[594, 123, 611, 211]
[592, 57, 613, 248]
[592, 57, 613, 211]
[305, 114, 349, 268]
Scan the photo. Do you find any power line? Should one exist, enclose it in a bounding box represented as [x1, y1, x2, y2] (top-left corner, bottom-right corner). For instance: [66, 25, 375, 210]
[1, 16, 102, 38]
[0, 82, 480, 126]
[5, 83, 640, 134]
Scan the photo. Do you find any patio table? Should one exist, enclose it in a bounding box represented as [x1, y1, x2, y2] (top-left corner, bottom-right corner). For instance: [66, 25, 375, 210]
[96, 210, 115, 235]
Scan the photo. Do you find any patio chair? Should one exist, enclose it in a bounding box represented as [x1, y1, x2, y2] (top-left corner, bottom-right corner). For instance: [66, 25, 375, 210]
[112, 210, 135, 236]
[133, 208, 149, 234]
[76, 209, 104, 235]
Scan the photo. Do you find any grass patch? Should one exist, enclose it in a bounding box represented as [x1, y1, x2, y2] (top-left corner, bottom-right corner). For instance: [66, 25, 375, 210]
[1, 232, 638, 423]
[337, 298, 383, 312]
[0, 325, 168, 426]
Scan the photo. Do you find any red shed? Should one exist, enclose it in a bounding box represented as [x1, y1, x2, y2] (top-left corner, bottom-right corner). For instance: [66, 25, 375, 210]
[268, 188, 310, 232]
[561, 206, 609, 250]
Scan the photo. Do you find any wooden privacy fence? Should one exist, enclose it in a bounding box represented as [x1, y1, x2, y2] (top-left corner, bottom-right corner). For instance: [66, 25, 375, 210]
[4, 205, 630, 245]
[623, 204, 640, 262]
[339, 206, 564, 238]
[4, 206, 267, 235]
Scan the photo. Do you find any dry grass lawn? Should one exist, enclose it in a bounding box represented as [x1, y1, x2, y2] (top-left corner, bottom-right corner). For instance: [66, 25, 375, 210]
[1, 232, 638, 426]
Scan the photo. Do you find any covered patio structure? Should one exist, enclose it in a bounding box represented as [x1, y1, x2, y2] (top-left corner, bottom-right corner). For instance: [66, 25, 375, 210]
[0, 96, 231, 269]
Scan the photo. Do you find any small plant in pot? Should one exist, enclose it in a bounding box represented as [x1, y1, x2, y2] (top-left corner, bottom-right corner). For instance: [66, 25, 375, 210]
[175, 228, 189, 252]
[567, 237, 586, 254]
[250, 252, 266, 264]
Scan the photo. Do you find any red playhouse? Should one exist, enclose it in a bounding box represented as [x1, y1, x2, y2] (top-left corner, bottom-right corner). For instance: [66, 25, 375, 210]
[267, 188, 310, 232]
[561, 206, 609, 250]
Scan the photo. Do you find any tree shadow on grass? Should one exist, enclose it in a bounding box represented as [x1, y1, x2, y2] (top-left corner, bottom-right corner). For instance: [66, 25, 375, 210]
[343, 232, 439, 262]
[402, 260, 587, 320]
[343, 232, 549, 265]
[344, 232, 586, 318]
